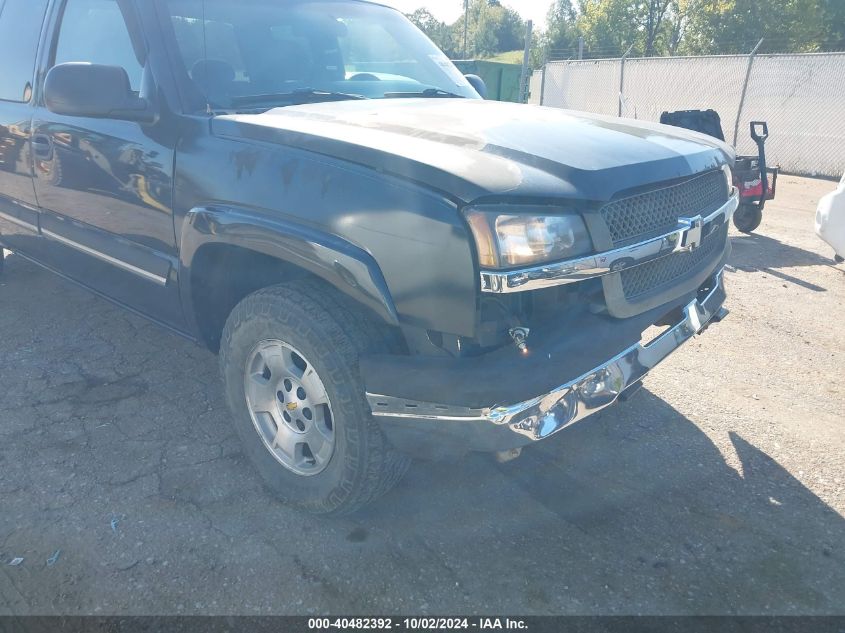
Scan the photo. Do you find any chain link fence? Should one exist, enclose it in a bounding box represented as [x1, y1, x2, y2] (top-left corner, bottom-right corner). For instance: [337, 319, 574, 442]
[530, 52, 845, 178]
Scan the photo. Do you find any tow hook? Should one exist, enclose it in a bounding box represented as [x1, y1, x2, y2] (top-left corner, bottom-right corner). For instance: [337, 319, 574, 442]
[712, 307, 729, 323]
[508, 327, 530, 354]
[697, 307, 729, 336]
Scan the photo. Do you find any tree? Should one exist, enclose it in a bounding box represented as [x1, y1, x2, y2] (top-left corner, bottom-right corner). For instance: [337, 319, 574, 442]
[577, 0, 640, 57]
[666, 0, 706, 54]
[406, 8, 454, 55]
[489, 2, 526, 53]
[677, 0, 827, 54]
[823, 0, 845, 50]
[544, 0, 580, 58]
[545, 0, 836, 60]
[409, 0, 839, 62]
[449, 0, 526, 58]
[639, 0, 674, 56]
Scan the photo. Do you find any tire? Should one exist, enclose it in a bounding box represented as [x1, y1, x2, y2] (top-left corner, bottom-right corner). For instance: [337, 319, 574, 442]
[733, 204, 763, 234]
[219, 279, 410, 516]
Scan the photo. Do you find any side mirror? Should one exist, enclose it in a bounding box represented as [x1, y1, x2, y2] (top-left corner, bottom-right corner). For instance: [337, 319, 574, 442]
[44, 63, 155, 123]
[464, 74, 488, 99]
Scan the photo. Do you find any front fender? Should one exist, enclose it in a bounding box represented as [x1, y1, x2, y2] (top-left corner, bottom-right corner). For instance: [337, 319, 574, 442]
[179, 205, 399, 331]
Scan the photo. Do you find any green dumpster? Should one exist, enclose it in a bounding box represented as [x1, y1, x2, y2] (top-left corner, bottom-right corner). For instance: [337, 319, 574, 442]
[452, 60, 524, 103]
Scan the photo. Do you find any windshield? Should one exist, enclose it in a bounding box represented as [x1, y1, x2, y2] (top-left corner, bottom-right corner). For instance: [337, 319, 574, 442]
[159, 0, 479, 110]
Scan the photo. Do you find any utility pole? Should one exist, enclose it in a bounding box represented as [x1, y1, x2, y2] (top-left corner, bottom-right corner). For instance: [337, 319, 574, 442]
[463, 0, 469, 58]
[519, 20, 533, 103]
[733, 38, 765, 146]
[618, 43, 634, 117]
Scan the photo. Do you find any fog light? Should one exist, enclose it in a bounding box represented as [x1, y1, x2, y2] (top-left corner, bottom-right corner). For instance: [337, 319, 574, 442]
[509, 327, 530, 353]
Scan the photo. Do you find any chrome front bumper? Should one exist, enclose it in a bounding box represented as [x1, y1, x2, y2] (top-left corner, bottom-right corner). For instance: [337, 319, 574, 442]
[368, 269, 727, 444]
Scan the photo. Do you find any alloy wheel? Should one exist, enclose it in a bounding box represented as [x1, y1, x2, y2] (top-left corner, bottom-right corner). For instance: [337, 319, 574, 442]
[244, 340, 335, 476]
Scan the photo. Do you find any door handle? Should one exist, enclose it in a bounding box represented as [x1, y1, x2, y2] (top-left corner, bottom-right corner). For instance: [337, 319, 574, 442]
[32, 134, 53, 159]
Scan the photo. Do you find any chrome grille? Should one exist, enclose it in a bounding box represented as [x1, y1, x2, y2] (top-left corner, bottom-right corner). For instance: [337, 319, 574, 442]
[601, 170, 728, 245]
[620, 221, 728, 300]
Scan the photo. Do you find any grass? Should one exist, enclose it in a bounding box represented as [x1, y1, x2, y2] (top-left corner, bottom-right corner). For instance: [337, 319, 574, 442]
[483, 50, 526, 65]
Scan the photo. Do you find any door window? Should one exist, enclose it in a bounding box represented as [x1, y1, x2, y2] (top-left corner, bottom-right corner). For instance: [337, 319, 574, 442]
[54, 0, 144, 92]
[0, 0, 50, 102]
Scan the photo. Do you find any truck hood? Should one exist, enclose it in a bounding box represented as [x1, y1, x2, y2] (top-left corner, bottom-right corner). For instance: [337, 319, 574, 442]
[214, 99, 734, 203]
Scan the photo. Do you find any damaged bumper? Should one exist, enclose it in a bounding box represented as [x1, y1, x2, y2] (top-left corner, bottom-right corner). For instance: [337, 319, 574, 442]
[365, 269, 728, 458]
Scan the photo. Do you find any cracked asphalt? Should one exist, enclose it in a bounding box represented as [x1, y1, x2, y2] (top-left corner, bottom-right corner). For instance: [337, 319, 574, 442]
[0, 175, 843, 615]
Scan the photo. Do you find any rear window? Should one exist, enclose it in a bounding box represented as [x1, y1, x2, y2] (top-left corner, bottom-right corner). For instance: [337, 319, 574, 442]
[0, 0, 50, 102]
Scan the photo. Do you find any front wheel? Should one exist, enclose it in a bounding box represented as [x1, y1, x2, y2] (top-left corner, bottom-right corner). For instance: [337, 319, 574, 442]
[733, 204, 763, 234]
[219, 280, 410, 516]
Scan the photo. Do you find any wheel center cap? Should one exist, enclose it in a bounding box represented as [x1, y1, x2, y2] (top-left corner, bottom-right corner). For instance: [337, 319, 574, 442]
[245, 340, 335, 477]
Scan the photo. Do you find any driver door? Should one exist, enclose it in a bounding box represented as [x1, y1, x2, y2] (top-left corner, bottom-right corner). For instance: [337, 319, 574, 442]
[31, 0, 184, 328]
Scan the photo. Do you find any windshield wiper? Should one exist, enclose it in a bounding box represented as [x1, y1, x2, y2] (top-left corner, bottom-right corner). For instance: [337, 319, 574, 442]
[230, 89, 369, 108]
[383, 88, 466, 99]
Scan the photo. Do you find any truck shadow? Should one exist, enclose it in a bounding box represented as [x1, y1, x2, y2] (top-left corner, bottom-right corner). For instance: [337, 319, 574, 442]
[730, 232, 844, 292]
[367, 388, 844, 612]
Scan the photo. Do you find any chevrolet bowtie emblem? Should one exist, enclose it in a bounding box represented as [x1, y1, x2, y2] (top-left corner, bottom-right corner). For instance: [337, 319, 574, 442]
[680, 215, 704, 251]
[286, 402, 298, 411]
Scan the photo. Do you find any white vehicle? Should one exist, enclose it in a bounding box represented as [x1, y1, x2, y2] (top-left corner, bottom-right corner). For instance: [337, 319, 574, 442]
[816, 174, 845, 263]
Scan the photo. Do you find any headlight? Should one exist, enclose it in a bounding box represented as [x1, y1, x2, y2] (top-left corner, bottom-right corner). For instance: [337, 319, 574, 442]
[464, 206, 592, 269]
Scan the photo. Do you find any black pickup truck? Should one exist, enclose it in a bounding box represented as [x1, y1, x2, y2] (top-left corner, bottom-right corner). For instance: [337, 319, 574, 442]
[0, 0, 737, 515]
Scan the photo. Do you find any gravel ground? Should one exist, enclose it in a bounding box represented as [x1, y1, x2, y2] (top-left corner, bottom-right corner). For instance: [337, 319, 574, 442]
[0, 175, 843, 616]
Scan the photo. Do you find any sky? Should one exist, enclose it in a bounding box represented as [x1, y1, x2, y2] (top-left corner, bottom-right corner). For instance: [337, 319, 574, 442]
[380, 0, 553, 30]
